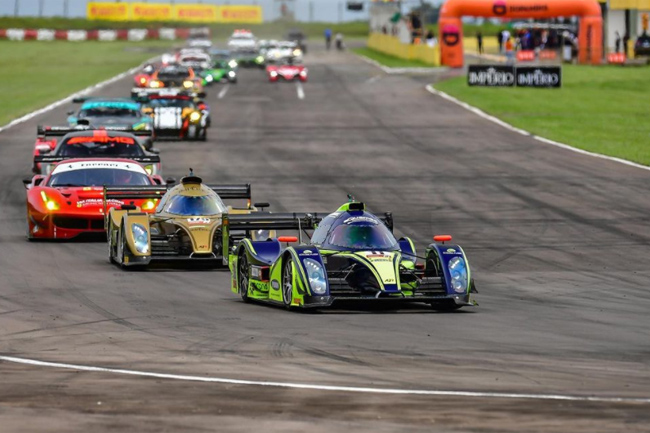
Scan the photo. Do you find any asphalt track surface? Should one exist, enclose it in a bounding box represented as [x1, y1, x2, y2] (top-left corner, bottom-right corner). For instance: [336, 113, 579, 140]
[1, 46, 650, 432]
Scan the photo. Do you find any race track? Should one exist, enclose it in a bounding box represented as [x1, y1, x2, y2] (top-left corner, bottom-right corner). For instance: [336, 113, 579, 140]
[1, 45, 650, 432]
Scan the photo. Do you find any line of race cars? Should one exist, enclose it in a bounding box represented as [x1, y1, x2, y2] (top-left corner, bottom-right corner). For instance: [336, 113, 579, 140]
[22, 31, 475, 312]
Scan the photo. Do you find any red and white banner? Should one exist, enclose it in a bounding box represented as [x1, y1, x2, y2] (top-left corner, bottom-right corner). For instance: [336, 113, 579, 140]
[0, 28, 208, 41]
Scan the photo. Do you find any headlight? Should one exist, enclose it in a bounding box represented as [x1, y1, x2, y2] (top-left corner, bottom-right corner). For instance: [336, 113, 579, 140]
[300, 70, 307, 77]
[189, 112, 201, 122]
[293, 49, 302, 57]
[139, 77, 147, 84]
[256, 56, 264, 63]
[41, 191, 59, 211]
[304, 258, 327, 295]
[183, 80, 194, 88]
[205, 74, 214, 82]
[228, 60, 238, 68]
[149, 80, 162, 88]
[144, 165, 153, 175]
[270, 71, 278, 77]
[447, 256, 468, 293]
[228, 71, 236, 77]
[131, 223, 149, 254]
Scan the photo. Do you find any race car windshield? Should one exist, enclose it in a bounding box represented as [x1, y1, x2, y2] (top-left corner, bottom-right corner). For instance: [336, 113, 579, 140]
[147, 99, 195, 109]
[326, 223, 398, 251]
[164, 195, 226, 216]
[59, 141, 144, 157]
[48, 168, 150, 187]
[78, 108, 140, 117]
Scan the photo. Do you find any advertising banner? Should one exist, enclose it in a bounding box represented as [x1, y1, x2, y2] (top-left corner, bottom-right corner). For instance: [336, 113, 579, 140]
[515, 66, 562, 88]
[131, 3, 173, 21]
[467, 65, 515, 87]
[468, 65, 562, 88]
[217, 6, 264, 24]
[173, 4, 219, 23]
[87, 2, 129, 21]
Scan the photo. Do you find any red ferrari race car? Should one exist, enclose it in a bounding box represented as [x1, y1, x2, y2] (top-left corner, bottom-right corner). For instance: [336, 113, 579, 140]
[24, 159, 165, 240]
[33, 126, 161, 176]
[266, 59, 308, 82]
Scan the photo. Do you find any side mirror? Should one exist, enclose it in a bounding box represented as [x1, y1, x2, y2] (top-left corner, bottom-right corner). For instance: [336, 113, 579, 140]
[22, 177, 32, 188]
[254, 202, 270, 211]
[150, 148, 160, 154]
[66, 110, 75, 115]
[166, 177, 177, 186]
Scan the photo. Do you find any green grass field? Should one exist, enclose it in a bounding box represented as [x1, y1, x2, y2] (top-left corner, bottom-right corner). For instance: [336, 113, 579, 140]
[352, 47, 434, 68]
[434, 65, 650, 166]
[0, 40, 172, 126]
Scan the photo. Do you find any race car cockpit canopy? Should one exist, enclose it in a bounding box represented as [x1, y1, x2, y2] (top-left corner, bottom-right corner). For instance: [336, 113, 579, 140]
[311, 202, 399, 252]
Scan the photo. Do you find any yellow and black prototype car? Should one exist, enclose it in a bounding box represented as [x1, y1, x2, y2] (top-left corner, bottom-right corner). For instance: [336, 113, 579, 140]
[105, 173, 265, 268]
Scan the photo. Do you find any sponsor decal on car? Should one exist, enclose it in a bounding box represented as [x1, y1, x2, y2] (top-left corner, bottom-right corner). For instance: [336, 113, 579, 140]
[187, 217, 211, 225]
[343, 216, 378, 225]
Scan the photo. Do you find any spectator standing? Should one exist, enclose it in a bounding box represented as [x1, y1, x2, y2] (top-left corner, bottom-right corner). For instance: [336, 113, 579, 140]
[497, 30, 503, 52]
[335, 32, 344, 51]
[615, 31, 621, 53]
[426, 30, 437, 47]
[477, 31, 483, 54]
[501, 29, 511, 53]
[623, 32, 630, 57]
[325, 28, 332, 50]
[505, 37, 515, 63]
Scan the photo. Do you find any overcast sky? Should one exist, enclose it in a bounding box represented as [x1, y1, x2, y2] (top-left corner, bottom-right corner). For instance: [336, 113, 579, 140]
[0, 0, 443, 23]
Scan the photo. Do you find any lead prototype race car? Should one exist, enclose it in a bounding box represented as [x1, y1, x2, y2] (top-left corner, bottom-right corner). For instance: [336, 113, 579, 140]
[226, 201, 477, 311]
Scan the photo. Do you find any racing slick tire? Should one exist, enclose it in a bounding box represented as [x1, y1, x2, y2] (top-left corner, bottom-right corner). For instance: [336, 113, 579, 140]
[281, 257, 296, 309]
[107, 225, 116, 264]
[238, 253, 250, 302]
[198, 128, 207, 141]
[25, 218, 35, 241]
[116, 225, 126, 268]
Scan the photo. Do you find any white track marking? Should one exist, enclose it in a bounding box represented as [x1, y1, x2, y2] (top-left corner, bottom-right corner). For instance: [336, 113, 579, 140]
[217, 85, 230, 99]
[426, 84, 650, 172]
[0, 57, 157, 134]
[1, 355, 649, 404]
[296, 81, 305, 100]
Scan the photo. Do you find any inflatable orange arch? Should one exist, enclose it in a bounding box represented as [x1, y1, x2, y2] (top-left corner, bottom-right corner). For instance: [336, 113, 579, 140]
[439, 0, 603, 67]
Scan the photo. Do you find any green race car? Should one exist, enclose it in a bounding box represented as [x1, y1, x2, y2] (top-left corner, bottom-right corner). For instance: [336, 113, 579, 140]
[225, 201, 477, 311]
[200, 59, 238, 85]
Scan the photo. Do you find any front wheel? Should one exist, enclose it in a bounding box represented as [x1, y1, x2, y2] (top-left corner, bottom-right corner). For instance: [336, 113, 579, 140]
[238, 254, 250, 302]
[116, 226, 126, 268]
[281, 258, 295, 309]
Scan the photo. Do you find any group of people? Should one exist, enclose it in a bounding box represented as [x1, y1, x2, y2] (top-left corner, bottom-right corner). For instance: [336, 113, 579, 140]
[324, 28, 344, 51]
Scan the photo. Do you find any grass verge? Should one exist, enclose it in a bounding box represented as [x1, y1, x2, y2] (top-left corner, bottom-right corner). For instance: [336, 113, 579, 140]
[352, 47, 434, 68]
[0, 40, 172, 126]
[434, 65, 650, 166]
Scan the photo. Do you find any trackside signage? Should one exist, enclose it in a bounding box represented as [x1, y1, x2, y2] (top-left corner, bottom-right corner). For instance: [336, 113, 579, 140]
[468, 65, 562, 88]
[468, 65, 515, 87]
[516, 66, 562, 88]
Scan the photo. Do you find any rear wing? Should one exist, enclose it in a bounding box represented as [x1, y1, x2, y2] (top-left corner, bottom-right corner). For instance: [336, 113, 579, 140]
[222, 211, 394, 256]
[131, 88, 205, 101]
[207, 184, 251, 206]
[33, 154, 161, 165]
[103, 186, 168, 216]
[37, 125, 153, 138]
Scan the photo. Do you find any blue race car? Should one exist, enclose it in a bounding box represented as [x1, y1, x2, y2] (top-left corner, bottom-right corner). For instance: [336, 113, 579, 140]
[67, 98, 152, 133]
